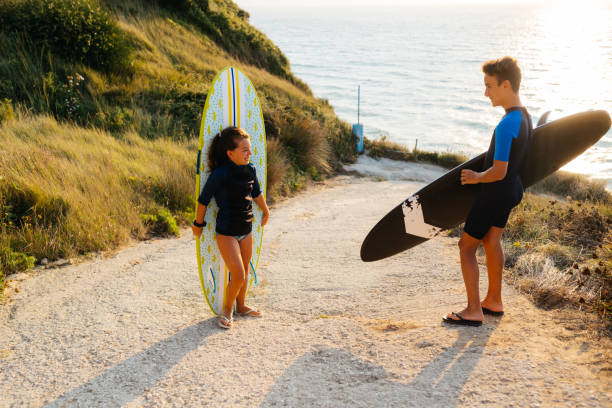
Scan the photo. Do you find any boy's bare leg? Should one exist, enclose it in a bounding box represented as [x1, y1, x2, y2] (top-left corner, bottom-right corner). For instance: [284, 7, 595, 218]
[446, 231, 484, 322]
[481, 226, 504, 312]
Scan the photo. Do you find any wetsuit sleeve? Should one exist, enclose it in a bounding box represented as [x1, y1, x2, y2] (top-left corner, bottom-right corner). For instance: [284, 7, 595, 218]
[250, 164, 262, 198]
[493, 111, 522, 162]
[198, 168, 224, 206]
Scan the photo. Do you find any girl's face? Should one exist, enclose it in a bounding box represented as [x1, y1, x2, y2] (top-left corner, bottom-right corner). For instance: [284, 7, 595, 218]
[227, 137, 252, 165]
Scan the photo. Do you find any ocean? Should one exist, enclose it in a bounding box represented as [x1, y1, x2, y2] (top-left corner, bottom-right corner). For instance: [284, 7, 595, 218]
[239, 3, 612, 188]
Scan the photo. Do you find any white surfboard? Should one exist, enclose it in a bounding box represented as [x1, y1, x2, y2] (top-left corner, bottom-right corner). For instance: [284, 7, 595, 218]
[195, 66, 266, 315]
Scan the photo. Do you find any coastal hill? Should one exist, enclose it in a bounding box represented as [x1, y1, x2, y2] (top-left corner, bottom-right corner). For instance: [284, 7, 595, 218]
[0, 0, 357, 280]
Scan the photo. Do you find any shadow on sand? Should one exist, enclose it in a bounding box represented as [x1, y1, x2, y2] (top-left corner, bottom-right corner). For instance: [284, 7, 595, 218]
[260, 321, 500, 408]
[44, 319, 217, 407]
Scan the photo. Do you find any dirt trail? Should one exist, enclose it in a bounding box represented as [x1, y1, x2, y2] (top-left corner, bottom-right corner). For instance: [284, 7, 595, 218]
[1, 176, 610, 407]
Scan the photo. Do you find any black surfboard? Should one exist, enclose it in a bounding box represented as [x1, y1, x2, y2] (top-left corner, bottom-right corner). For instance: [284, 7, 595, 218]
[360, 110, 611, 262]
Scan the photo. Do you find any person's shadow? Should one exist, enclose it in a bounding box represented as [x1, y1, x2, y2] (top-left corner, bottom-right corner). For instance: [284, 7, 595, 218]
[260, 321, 500, 408]
[44, 319, 217, 407]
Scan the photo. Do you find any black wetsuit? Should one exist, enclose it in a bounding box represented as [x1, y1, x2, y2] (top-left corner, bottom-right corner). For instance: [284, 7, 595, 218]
[464, 106, 533, 239]
[198, 161, 262, 236]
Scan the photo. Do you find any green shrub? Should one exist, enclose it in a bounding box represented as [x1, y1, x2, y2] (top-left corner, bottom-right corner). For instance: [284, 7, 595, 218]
[0, 99, 15, 124]
[364, 137, 467, 169]
[0, 0, 132, 74]
[141, 208, 179, 237]
[0, 245, 36, 276]
[325, 118, 357, 165]
[94, 106, 134, 133]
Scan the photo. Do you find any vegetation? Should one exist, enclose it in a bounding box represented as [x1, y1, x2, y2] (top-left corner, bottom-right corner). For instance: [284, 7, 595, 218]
[0, 0, 133, 74]
[364, 136, 468, 169]
[503, 193, 611, 322]
[0, 116, 194, 278]
[0, 0, 358, 287]
[529, 171, 611, 204]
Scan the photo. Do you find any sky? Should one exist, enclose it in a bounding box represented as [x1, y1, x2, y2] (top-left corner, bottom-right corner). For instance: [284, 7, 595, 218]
[235, 0, 611, 8]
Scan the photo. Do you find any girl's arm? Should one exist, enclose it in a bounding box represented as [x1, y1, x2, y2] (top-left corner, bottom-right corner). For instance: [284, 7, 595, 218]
[192, 203, 208, 238]
[253, 194, 270, 226]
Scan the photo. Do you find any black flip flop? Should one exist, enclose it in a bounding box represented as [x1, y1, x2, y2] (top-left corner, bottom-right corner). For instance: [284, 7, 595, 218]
[442, 312, 483, 327]
[482, 307, 504, 316]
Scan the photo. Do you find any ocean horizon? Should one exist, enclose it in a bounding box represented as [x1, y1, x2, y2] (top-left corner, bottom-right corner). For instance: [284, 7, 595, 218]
[238, 2, 612, 189]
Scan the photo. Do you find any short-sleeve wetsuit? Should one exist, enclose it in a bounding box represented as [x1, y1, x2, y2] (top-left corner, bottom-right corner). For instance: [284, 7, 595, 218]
[464, 106, 533, 240]
[198, 160, 262, 236]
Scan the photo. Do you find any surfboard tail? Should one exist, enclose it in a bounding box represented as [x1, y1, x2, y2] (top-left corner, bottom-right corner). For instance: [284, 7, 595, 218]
[525, 110, 611, 188]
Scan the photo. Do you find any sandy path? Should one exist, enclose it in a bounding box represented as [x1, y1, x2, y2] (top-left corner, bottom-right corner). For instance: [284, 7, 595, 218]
[1, 175, 610, 407]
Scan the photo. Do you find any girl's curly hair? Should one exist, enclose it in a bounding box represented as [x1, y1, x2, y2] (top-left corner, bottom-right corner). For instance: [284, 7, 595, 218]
[207, 126, 250, 171]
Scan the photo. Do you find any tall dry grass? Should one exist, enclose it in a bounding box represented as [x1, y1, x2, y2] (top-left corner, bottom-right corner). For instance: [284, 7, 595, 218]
[265, 137, 290, 200]
[529, 171, 611, 204]
[279, 117, 331, 179]
[503, 193, 611, 319]
[0, 115, 195, 278]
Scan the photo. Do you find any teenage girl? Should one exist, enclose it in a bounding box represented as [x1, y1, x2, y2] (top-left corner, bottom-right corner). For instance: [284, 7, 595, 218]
[192, 127, 270, 329]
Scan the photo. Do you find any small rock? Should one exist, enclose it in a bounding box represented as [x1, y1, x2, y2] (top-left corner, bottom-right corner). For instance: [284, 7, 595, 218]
[40, 258, 48, 266]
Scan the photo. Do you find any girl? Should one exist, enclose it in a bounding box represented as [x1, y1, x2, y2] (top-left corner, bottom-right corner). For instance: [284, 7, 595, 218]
[192, 127, 270, 329]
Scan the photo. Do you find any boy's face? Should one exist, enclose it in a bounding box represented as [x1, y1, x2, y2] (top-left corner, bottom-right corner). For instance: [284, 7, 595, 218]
[484, 73, 510, 107]
[227, 137, 252, 165]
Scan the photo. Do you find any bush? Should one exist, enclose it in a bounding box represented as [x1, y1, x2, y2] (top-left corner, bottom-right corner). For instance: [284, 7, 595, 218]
[265, 137, 290, 199]
[0, 0, 132, 74]
[325, 118, 357, 165]
[279, 117, 331, 176]
[141, 208, 179, 237]
[0, 99, 15, 124]
[0, 246, 36, 276]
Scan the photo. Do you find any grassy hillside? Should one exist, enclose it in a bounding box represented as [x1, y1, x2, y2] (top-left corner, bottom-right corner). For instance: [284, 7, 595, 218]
[0, 0, 356, 285]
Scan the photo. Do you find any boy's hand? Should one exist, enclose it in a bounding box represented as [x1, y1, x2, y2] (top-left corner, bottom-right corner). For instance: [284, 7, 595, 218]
[460, 169, 480, 185]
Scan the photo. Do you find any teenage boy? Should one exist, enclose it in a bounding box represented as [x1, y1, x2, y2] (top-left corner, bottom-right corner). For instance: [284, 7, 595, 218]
[444, 56, 532, 326]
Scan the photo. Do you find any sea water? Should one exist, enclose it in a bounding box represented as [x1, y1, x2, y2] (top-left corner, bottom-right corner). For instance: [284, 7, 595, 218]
[240, 3, 612, 188]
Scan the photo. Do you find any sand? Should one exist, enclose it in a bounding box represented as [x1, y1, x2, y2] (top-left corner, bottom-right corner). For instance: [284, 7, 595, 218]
[1, 167, 611, 407]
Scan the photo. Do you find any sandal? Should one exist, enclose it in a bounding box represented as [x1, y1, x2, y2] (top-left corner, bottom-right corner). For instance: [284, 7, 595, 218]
[442, 312, 482, 327]
[238, 307, 263, 318]
[217, 315, 233, 329]
[482, 307, 504, 316]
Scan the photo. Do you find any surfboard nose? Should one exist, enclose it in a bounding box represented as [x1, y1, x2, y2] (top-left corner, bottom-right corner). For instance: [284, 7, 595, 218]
[360, 206, 428, 262]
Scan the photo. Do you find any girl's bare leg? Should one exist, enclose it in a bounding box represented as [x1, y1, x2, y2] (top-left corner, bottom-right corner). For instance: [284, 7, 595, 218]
[235, 234, 262, 316]
[216, 235, 246, 322]
[235, 233, 253, 311]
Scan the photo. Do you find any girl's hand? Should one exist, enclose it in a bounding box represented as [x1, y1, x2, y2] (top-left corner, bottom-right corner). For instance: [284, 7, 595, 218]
[192, 225, 203, 238]
[262, 211, 269, 227]
[460, 169, 480, 185]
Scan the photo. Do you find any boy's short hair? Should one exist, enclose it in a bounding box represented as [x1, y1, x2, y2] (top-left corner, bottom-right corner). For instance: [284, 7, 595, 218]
[482, 56, 521, 93]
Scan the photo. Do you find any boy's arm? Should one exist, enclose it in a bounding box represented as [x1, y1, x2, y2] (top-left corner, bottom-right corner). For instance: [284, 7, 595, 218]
[461, 160, 508, 184]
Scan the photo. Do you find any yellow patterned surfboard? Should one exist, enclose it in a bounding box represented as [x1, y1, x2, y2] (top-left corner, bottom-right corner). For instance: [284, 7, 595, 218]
[195, 67, 266, 315]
